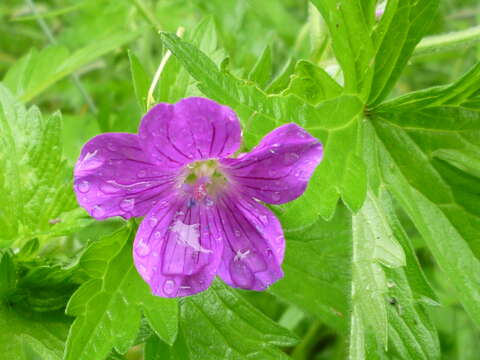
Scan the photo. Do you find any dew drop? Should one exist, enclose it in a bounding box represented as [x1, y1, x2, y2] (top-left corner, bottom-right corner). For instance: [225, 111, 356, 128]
[163, 279, 176, 295]
[149, 217, 158, 227]
[272, 192, 281, 201]
[92, 205, 105, 218]
[77, 180, 90, 193]
[135, 237, 151, 256]
[120, 198, 135, 212]
[284, 152, 300, 165]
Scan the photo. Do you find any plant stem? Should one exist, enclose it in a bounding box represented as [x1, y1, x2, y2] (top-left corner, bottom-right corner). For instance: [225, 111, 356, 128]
[24, 0, 98, 115]
[146, 27, 185, 110]
[130, 0, 162, 32]
[413, 25, 480, 58]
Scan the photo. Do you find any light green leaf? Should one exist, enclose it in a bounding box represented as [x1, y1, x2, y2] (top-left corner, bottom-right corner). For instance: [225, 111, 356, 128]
[2, 30, 141, 102]
[366, 118, 480, 329]
[283, 60, 342, 104]
[311, 0, 374, 98]
[350, 190, 439, 359]
[178, 280, 297, 359]
[0, 84, 89, 247]
[64, 226, 178, 360]
[248, 45, 272, 89]
[433, 149, 480, 179]
[270, 205, 352, 333]
[368, 0, 440, 106]
[0, 304, 70, 360]
[128, 50, 150, 113]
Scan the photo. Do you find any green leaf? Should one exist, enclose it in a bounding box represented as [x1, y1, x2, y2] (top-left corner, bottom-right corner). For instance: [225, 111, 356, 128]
[368, 0, 440, 106]
[283, 60, 342, 104]
[432, 149, 480, 179]
[128, 50, 150, 113]
[0, 84, 88, 247]
[311, 0, 374, 98]
[64, 226, 178, 360]
[3, 30, 141, 102]
[157, 16, 222, 104]
[0, 303, 71, 360]
[376, 62, 480, 112]
[0, 251, 16, 299]
[365, 118, 480, 329]
[270, 205, 352, 333]
[177, 280, 297, 359]
[350, 190, 439, 359]
[248, 45, 272, 89]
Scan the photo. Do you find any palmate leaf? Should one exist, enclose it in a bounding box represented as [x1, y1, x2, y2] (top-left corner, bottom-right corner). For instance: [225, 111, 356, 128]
[0, 85, 89, 247]
[64, 226, 178, 360]
[160, 32, 367, 222]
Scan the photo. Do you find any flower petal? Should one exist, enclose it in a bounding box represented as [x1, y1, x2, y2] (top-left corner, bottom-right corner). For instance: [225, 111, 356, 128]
[139, 97, 241, 167]
[133, 198, 223, 297]
[215, 193, 285, 291]
[74, 133, 177, 220]
[221, 123, 323, 204]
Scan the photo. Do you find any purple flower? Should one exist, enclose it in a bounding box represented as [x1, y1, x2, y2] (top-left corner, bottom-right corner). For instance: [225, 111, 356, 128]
[74, 97, 323, 297]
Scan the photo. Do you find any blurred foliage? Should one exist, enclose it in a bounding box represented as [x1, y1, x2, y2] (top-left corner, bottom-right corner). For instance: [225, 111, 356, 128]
[0, 0, 479, 359]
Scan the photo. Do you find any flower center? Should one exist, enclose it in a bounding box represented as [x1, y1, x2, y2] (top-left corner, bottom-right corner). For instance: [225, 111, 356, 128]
[178, 160, 228, 203]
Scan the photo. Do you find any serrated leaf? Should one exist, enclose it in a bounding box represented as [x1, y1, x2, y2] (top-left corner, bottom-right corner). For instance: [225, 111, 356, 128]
[177, 280, 297, 359]
[64, 226, 178, 360]
[0, 84, 89, 247]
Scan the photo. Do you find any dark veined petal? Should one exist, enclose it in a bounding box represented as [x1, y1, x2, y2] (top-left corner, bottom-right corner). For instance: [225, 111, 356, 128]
[74, 133, 177, 220]
[138, 97, 241, 168]
[215, 192, 285, 291]
[221, 123, 323, 204]
[133, 197, 223, 298]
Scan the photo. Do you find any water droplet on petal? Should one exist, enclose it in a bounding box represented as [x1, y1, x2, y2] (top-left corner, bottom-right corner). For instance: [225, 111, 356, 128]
[92, 205, 105, 218]
[284, 152, 300, 165]
[163, 279, 176, 295]
[149, 217, 158, 227]
[272, 192, 281, 201]
[120, 198, 135, 212]
[77, 180, 90, 193]
[229, 259, 254, 288]
[135, 237, 151, 256]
